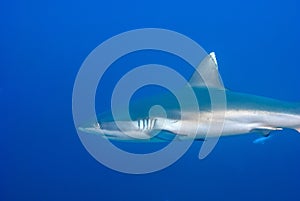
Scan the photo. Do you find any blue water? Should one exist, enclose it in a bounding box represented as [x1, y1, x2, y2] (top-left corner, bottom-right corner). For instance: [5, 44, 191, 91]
[1, 0, 300, 200]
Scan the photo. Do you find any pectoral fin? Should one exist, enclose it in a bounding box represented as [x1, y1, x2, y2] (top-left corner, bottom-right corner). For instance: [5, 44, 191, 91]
[153, 131, 180, 141]
[253, 135, 272, 144]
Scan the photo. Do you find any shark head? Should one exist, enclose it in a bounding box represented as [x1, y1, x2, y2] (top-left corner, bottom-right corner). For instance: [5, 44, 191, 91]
[77, 52, 225, 143]
[78, 115, 161, 141]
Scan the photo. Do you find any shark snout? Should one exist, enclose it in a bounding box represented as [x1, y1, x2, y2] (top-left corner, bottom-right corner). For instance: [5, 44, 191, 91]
[78, 119, 156, 140]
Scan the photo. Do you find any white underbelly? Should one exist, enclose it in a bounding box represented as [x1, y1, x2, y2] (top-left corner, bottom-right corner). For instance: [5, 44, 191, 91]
[157, 110, 300, 138]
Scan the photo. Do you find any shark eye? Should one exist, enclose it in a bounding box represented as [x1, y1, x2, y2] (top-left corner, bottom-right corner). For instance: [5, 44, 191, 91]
[94, 122, 100, 128]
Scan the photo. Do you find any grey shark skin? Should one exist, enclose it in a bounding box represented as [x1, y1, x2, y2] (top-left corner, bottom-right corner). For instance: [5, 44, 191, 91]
[79, 52, 300, 142]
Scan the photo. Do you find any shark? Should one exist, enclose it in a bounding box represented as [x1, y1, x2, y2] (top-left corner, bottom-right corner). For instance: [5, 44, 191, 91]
[78, 52, 300, 143]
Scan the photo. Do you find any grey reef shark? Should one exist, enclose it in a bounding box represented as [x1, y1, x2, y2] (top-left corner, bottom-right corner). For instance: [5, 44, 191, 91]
[79, 52, 300, 144]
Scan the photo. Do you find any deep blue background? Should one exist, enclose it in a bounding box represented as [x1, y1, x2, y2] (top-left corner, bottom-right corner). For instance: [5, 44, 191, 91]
[1, 0, 300, 200]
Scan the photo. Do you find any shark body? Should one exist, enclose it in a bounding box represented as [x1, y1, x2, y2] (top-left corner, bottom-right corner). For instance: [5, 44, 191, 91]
[79, 53, 300, 142]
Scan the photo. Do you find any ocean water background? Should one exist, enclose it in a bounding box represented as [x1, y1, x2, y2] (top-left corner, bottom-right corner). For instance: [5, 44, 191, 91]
[1, 0, 300, 200]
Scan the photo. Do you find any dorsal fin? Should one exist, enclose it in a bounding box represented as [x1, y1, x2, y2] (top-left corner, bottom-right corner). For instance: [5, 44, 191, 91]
[189, 52, 224, 89]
